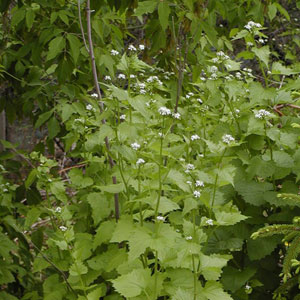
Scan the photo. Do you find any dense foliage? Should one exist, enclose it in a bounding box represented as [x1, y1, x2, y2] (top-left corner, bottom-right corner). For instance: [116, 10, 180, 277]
[1, 0, 300, 299]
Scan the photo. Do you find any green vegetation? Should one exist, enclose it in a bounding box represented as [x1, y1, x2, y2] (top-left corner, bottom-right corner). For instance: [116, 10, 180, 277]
[1, 0, 300, 299]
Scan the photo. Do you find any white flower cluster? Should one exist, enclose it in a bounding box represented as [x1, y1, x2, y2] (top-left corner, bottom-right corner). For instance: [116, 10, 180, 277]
[186, 236, 193, 240]
[222, 134, 235, 144]
[210, 66, 218, 73]
[255, 109, 271, 119]
[55, 207, 62, 213]
[191, 134, 200, 141]
[118, 73, 126, 80]
[197, 98, 203, 104]
[172, 112, 181, 119]
[104, 75, 111, 81]
[111, 49, 119, 56]
[244, 21, 262, 31]
[158, 106, 171, 116]
[146, 75, 162, 85]
[186, 164, 195, 170]
[212, 51, 230, 63]
[0, 182, 9, 193]
[139, 44, 145, 50]
[206, 219, 214, 226]
[131, 142, 141, 150]
[128, 44, 137, 51]
[59, 226, 67, 232]
[91, 93, 98, 98]
[186, 92, 194, 99]
[86, 104, 93, 111]
[194, 190, 201, 198]
[130, 74, 136, 79]
[156, 215, 165, 221]
[195, 180, 204, 187]
[136, 158, 145, 165]
[120, 114, 126, 120]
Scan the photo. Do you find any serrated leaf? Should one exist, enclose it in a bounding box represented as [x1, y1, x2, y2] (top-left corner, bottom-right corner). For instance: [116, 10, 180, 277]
[273, 151, 294, 168]
[35, 109, 54, 128]
[11, 8, 25, 27]
[69, 261, 88, 276]
[67, 34, 81, 64]
[87, 286, 106, 300]
[110, 217, 135, 243]
[134, 1, 157, 16]
[47, 117, 60, 139]
[268, 3, 277, 21]
[47, 36, 65, 61]
[93, 220, 116, 249]
[87, 193, 111, 225]
[25, 168, 38, 188]
[215, 211, 248, 226]
[168, 169, 189, 192]
[202, 281, 233, 300]
[112, 269, 149, 298]
[252, 46, 270, 67]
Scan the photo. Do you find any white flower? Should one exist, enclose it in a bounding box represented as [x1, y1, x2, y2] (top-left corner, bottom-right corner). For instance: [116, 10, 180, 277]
[186, 181, 192, 185]
[55, 207, 62, 213]
[222, 134, 235, 144]
[258, 38, 265, 44]
[140, 89, 146, 94]
[198, 154, 204, 158]
[212, 57, 219, 63]
[111, 49, 119, 56]
[136, 158, 145, 165]
[104, 75, 111, 81]
[245, 284, 251, 290]
[86, 104, 93, 111]
[59, 226, 67, 232]
[120, 114, 126, 120]
[186, 236, 193, 240]
[244, 21, 262, 31]
[200, 77, 206, 81]
[206, 219, 214, 226]
[235, 109, 240, 114]
[139, 44, 145, 50]
[247, 42, 254, 47]
[3, 188, 8, 192]
[226, 64, 232, 69]
[195, 180, 204, 187]
[74, 118, 84, 123]
[139, 83, 146, 89]
[130, 74, 136, 79]
[191, 134, 200, 141]
[91, 93, 98, 98]
[197, 98, 203, 104]
[118, 73, 126, 79]
[193, 190, 201, 198]
[158, 106, 171, 116]
[210, 66, 218, 73]
[131, 142, 141, 150]
[186, 164, 195, 170]
[173, 112, 181, 119]
[128, 44, 137, 51]
[156, 215, 165, 221]
[158, 132, 164, 138]
[255, 109, 271, 119]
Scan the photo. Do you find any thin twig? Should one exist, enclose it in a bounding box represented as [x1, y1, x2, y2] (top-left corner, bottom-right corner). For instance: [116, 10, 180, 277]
[86, 0, 119, 221]
[279, 75, 286, 89]
[77, 0, 89, 53]
[10, 148, 35, 168]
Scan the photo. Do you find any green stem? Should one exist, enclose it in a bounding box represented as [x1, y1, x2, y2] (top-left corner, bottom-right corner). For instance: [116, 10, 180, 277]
[192, 254, 197, 300]
[138, 166, 143, 226]
[154, 250, 159, 298]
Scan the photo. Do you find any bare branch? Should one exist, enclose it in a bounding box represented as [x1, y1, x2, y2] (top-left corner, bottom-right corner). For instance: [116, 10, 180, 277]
[77, 0, 89, 53]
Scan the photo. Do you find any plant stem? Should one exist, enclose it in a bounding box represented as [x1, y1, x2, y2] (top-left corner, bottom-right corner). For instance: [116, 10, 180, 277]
[85, 0, 119, 221]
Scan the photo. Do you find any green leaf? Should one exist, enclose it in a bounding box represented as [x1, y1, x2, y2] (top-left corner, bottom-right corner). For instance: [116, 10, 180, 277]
[110, 217, 135, 243]
[87, 193, 111, 225]
[235, 181, 273, 206]
[252, 46, 270, 67]
[247, 235, 281, 260]
[93, 220, 116, 249]
[69, 168, 94, 188]
[25, 207, 41, 229]
[215, 211, 248, 226]
[202, 281, 233, 300]
[134, 1, 157, 16]
[25, 169, 38, 189]
[11, 8, 25, 27]
[158, 1, 170, 31]
[112, 269, 151, 298]
[67, 34, 81, 64]
[167, 169, 190, 192]
[47, 117, 60, 139]
[69, 261, 88, 276]
[99, 183, 124, 193]
[275, 3, 290, 21]
[47, 36, 65, 61]
[221, 266, 256, 292]
[35, 109, 54, 128]
[268, 3, 277, 21]
[273, 151, 294, 168]
[87, 286, 106, 300]
[0, 232, 18, 259]
[26, 9, 35, 31]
